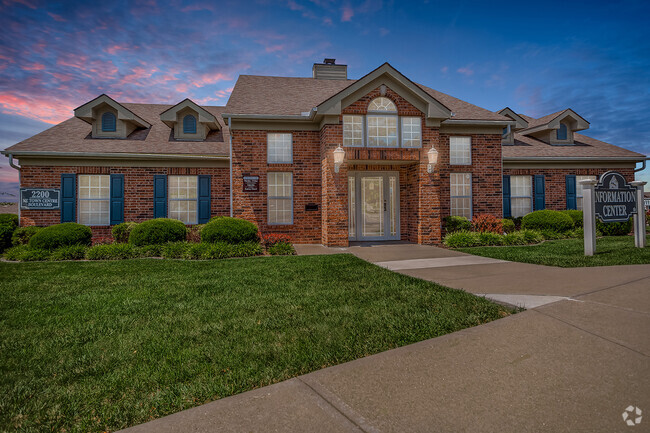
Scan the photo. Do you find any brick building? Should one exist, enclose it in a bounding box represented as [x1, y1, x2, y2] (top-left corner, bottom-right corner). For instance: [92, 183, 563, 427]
[2, 61, 646, 246]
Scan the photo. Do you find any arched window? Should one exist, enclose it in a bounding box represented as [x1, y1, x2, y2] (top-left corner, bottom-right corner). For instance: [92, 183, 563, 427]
[101, 112, 116, 132]
[368, 97, 397, 112]
[557, 123, 568, 140]
[183, 114, 197, 134]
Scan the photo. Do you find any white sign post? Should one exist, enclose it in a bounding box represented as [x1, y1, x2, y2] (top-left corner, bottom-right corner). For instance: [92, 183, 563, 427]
[630, 181, 647, 248]
[581, 179, 598, 256]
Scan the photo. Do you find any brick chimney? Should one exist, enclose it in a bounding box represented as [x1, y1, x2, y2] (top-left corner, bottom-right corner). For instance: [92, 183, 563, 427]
[312, 58, 348, 80]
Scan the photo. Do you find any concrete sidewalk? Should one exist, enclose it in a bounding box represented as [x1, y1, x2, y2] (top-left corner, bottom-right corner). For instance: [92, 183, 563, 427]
[122, 244, 650, 432]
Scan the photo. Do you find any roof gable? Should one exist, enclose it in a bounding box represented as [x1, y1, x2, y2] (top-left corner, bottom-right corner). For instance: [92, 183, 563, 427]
[74, 94, 151, 129]
[160, 98, 219, 130]
[498, 107, 529, 130]
[520, 108, 589, 135]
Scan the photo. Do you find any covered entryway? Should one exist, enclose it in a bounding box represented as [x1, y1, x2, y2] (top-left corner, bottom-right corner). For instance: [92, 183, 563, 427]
[348, 171, 400, 241]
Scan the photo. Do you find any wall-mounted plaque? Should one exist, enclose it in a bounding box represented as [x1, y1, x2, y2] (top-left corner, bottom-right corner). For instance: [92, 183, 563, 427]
[243, 176, 259, 192]
[20, 188, 60, 210]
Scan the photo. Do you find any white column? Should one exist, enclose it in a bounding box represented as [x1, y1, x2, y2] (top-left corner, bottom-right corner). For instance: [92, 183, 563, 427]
[580, 179, 598, 256]
[630, 181, 647, 248]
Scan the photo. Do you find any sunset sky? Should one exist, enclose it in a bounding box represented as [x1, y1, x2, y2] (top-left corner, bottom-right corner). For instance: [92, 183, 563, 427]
[1, 0, 649, 199]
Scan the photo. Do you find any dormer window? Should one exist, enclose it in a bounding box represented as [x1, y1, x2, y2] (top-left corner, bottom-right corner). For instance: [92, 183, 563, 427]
[557, 123, 568, 140]
[101, 112, 116, 132]
[183, 115, 197, 134]
[74, 94, 151, 139]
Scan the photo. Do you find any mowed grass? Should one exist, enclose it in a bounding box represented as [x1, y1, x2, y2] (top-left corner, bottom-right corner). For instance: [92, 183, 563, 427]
[0, 254, 513, 432]
[458, 235, 650, 267]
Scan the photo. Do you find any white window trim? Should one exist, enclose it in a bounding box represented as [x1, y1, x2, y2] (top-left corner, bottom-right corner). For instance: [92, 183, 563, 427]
[343, 115, 364, 147]
[450, 173, 472, 220]
[78, 174, 110, 226]
[400, 116, 422, 148]
[267, 172, 293, 225]
[267, 133, 293, 164]
[449, 136, 472, 165]
[168, 175, 199, 225]
[510, 175, 533, 218]
[365, 113, 399, 148]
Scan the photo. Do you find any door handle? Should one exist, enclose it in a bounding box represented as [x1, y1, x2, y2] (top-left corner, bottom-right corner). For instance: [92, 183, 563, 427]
[384, 200, 387, 212]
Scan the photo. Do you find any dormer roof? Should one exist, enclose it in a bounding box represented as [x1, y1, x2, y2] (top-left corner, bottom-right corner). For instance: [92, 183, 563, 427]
[497, 107, 529, 130]
[160, 98, 220, 131]
[74, 94, 151, 129]
[519, 108, 589, 136]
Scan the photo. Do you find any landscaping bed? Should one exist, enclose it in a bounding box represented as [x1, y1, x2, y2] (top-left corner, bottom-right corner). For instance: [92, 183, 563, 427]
[0, 255, 515, 432]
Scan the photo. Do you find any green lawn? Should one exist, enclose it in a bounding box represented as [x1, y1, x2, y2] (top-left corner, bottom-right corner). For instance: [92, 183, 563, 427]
[458, 235, 650, 267]
[0, 255, 513, 432]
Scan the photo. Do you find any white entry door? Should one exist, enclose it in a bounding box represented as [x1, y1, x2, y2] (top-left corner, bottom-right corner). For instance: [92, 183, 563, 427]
[348, 172, 399, 241]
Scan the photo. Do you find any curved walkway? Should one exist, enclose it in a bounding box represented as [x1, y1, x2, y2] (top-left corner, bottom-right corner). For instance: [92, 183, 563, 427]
[122, 243, 650, 432]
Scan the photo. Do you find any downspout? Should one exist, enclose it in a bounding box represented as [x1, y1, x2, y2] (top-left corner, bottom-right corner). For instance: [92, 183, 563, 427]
[7, 153, 21, 222]
[228, 117, 233, 217]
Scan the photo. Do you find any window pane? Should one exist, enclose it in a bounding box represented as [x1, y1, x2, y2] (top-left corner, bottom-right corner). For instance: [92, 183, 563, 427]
[169, 200, 197, 225]
[343, 115, 363, 147]
[268, 172, 292, 224]
[368, 97, 397, 112]
[78, 175, 110, 226]
[78, 175, 109, 199]
[511, 198, 532, 218]
[401, 117, 421, 148]
[450, 173, 472, 219]
[367, 115, 398, 147]
[169, 175, 197, 199]
[78, 197, 109, 225]
[510, 175, 532, 197]
[268, 133, 292, 163]
[575, 175, 597, 210]
[449, 136, 471, 165]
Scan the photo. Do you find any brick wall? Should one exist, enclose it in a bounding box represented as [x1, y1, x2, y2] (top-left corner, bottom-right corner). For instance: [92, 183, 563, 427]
[19, 165, 230, 239]
[503, 167, 635, 210]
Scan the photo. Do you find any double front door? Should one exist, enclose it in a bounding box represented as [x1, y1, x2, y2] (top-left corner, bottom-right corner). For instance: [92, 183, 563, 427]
[348, 172, 400, 241]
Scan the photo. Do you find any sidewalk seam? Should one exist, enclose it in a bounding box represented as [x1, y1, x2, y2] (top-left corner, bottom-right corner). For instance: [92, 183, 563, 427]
[297, 376, 380, 433]
[572, 275, 650, 299]
[532, 309, 648, 358]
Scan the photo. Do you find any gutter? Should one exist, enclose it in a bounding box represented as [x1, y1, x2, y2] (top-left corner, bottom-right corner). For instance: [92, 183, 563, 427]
[5, 153, 20, 221]
[442, 119, 515, 126]
[503, 156, 646, 162]
[1, 150, 229, 160]
[228, 117, 233, 217]
[634, 157, 649, 172]
[222, 110, 316, 122]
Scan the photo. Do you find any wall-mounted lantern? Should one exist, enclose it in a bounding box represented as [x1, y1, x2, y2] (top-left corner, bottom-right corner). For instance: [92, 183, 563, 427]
[427, 146, 439, 173]
[333, 146, 345, 173]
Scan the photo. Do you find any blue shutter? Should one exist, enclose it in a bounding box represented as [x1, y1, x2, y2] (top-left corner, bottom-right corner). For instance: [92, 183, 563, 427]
[109, 174, 124, 225]
[198, 175, 211, 223]
[502, 175, 511, 218]
[153, 175, 167, 218]
[566, 175, 577, 210]
[534, 175, 546, 210]
[60, 174, 76, 223]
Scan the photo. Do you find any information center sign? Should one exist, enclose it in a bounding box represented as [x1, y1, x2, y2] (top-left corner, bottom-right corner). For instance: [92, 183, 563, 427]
[594, 171, 636, 223]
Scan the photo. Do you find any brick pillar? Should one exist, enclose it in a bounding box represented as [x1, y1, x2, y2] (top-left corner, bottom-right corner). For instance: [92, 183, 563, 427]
[320, 124, 349, 246]
[417, 127, 441, 244]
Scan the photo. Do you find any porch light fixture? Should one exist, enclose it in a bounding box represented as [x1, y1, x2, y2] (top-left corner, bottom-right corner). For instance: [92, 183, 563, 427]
[427, 146, 439, 173]
[333, 145, 345, 173]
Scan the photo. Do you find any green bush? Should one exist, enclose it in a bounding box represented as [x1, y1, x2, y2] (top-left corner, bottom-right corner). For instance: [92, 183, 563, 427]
[11, 226, 42, 246]
[0, 224, 14, 253]
[4, 245, 51, 261]
[0, 213, 18, 230]
[135, 244, 163, 258]
[540, 229, 566, 240]
[162, 242, 192, 259]
[520, 229, 544, 244]
[86, 243, 136, 260]
[501, 219, 515, 234]
[112, 222, 138, 243]
[201, 217, 259, 244]
[477, 232, 504, 246]
[28, 223, 92, 250]
[49, 245, 88, 261]
[4, 245, 29, 261]
[163, 241, 263, 260]
[502, 231, 527, 246]
[268, 242, 296, 255]
[444, 216, 471, 234]
[596, 219, 633, 236]
[128, 218, 187, 246]
[522, 210, 574, 233]
[562, 210, 583, 228]
[443, 230, 480, 248]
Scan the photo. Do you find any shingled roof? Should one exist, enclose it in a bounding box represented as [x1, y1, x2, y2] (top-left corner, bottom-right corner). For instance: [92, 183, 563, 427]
[6, 103, 229, 157]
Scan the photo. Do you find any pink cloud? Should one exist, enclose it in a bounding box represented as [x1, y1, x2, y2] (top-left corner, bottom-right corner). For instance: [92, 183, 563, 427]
[47, 12, 66, 22]
[457, 66, 474, 76]
[105, 44, 134, 55]
[265, 44, 285, 53]
[3, 0, 36, 9]
[191, 72, 232, 88]
[0, 92, 74, 124]
[120, 66, 159, 85]
[22, 63, 45, 71]
[341, 5, 354, 22]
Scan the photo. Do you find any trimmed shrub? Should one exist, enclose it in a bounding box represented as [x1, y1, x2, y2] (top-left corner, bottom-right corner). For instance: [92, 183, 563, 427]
[501, 219, 515, 234]
[49, 245, 88, 261]
[12, 226, 42, 246]
[5, 245, 51, 261]
[268, 242, 296, 255]
[162, 242, 192, 259]
[28, 223, 92, 250]
[164, 241, 263, 260]
[477, 232, 504, 246]
[562, 210, 583, 228]
[443, 230, 480, 248]
[112, 222, 138, 243]
[596, 219, 633, 236]
[187, 224, 205, 243]
[211, 241, 262, 259]
[86, 243, 136, 260]
[0, 224, 13, 253]
[201, 217, 259, 244]
[443, 216, 471, 234]
[261, 233, 292, 248]
[0, 213, 18, 230]
[128, 218, 187, 246]
[472, 214, 503, 234]
[520, 229, 544, 244]
[522, 210, 574, 233]
[135, 244, 163, 258]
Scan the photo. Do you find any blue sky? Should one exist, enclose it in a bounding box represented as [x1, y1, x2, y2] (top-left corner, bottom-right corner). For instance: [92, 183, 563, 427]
[1, 0, 649, 199]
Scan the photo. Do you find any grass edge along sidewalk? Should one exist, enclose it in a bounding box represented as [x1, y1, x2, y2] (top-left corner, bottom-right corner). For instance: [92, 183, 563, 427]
[457, 235, 650, 267]
[0, 254, 515, 432]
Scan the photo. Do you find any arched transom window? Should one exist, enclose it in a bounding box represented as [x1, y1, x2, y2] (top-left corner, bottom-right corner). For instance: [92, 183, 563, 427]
[183, 114, 197, 134]
[368, 97, 397, 112]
